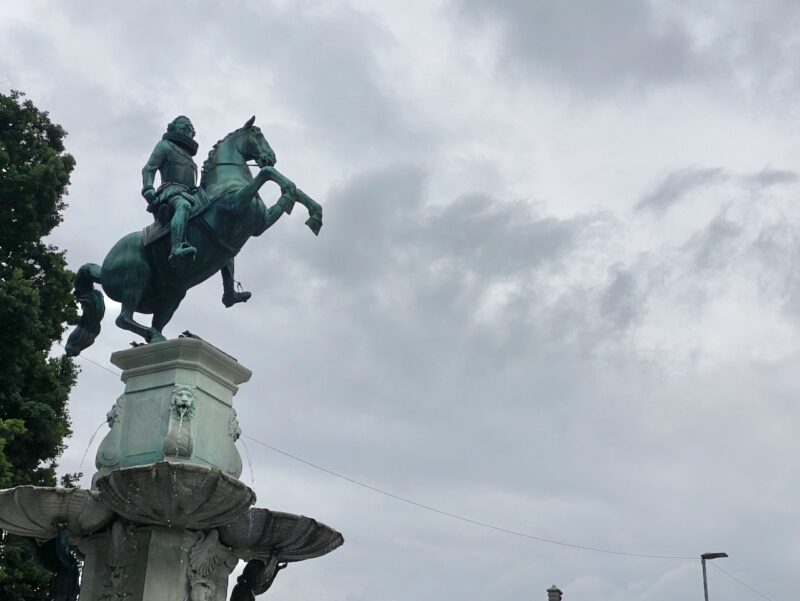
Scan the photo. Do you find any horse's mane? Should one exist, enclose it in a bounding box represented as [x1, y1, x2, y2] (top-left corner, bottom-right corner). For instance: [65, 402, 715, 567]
[200, 125, 261, 188]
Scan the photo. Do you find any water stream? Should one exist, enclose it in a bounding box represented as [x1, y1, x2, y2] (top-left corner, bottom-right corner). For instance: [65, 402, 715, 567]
[175, 406, 188, 456]
[239, 438, 256, 488]
[78, 420, 108, 471]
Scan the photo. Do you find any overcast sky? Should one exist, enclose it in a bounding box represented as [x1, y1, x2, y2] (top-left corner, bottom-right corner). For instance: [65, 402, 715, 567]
[1, 1, 798, 600]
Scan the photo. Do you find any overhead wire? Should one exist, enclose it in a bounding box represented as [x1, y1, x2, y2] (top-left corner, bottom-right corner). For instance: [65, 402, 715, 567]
[242, 433, 692, 559]
[55, 341, 122, 378]
[64, 345, 778, 598]
[711, 563, 773, 601]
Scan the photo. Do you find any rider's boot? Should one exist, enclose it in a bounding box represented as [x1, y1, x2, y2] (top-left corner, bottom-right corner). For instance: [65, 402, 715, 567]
[169, 241, 197, 264]
[168, 204, 197, 265]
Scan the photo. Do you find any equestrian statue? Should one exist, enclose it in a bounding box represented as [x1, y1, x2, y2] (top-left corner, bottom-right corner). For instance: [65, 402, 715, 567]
[65, 115, 322, 356]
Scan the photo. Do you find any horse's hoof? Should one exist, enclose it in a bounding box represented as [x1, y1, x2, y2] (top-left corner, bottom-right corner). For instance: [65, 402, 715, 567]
[148, 334, 167, 344]
[222, 291, 251, 308]
[305, 216, 322, 236]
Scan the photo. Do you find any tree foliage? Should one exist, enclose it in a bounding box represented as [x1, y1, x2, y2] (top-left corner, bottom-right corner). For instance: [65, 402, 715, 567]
[0, 90, 79, 600]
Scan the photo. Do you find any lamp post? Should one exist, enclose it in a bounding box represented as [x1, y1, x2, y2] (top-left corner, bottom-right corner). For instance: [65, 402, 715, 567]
[700, 552, 728, 601]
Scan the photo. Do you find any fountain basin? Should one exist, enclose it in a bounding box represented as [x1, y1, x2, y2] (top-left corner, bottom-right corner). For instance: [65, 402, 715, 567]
[219, 507, 344, 562]
[0, 486, 115, 540]
[96, 461, 255, 529]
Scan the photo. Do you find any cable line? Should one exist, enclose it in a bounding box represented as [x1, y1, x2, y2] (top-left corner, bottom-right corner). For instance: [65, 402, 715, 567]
[55, 341, 122, 378]
[241, 433, 692, 560]
[711, 563, 773, 601]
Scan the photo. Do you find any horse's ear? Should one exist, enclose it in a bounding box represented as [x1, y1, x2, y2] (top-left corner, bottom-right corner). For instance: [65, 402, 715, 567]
[244, 116, 256, 129]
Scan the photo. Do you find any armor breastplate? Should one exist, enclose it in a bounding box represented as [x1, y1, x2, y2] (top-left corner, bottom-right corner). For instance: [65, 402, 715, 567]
[159, 144, 197, 187]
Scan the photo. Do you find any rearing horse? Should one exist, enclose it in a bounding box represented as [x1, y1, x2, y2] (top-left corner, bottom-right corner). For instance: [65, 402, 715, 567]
[65, 117, 322, 356]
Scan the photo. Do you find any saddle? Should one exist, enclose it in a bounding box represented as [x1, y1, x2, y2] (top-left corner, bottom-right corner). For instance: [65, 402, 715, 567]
[141, 188, 212, 247]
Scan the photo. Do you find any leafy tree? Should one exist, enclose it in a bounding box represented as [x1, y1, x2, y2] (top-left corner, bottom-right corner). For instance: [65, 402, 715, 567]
[0, 90, 79, 600]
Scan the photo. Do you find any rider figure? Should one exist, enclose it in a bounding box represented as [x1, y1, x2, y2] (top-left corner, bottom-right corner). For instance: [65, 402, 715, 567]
[141, 116, 251, 307]
[142, 115, 199, 264]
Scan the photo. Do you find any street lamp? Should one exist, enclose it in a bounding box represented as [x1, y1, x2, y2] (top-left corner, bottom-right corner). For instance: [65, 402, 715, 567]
[700, 552, 728, 601]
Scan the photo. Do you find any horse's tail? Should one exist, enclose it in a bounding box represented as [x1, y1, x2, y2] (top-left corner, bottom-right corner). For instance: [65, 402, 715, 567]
[65, 263, 105, 357]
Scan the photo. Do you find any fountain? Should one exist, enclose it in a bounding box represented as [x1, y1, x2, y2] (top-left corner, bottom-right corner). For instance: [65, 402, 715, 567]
[0, 336, 343, 600]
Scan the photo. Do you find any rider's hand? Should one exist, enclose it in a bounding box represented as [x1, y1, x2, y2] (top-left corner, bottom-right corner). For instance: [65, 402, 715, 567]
[143, 188, 157, 203]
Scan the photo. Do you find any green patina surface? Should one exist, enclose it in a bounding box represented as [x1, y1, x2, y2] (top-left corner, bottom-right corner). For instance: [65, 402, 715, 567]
[66, 116, 322, 355]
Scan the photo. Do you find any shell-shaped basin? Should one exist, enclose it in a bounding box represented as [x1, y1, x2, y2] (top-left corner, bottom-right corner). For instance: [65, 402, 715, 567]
[219, 507, 344, 562]
[0, 486, 115, 540]
[96, 461, 255, 529]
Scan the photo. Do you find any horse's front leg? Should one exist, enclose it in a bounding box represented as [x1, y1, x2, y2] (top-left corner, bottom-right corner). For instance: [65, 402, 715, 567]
[257, 166, 295, 193]
[250, 166, 323, 235]
[298, 189, 323, 234]
[228, 167, 276, 206]
[229, 166, 294, 207]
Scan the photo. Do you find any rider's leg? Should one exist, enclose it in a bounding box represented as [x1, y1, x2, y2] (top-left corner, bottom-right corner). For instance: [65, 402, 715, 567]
[168, 196, 197, 263]
[221, 259, 252, 307]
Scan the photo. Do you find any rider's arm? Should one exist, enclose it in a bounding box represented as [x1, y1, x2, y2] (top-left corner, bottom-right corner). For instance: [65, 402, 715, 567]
[141, 141, 167, 199]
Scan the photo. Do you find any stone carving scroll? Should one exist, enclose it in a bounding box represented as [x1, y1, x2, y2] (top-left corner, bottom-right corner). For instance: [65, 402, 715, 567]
[188, 529, 238, 601]
[96, 396, 125, 471]
[228, 409, 241, 441]
[224, 408, 244, 478]
[101, 520, 137, 600]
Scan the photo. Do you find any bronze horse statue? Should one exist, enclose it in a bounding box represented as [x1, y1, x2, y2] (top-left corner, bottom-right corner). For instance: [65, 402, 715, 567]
[65, 117, 321, 356]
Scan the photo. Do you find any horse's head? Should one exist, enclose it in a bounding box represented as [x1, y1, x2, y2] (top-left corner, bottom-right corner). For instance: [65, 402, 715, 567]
[200, 117, 278, 189]
[238, 116, 276, 168]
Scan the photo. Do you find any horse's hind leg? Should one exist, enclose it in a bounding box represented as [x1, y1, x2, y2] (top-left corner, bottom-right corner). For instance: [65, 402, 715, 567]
[115, 287, 164, 344]
[152, 292, 186, 335]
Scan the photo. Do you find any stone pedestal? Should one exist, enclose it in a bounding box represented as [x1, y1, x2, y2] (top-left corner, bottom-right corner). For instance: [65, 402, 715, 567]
[0, 337, 343, 601]
[93, 337, 251, 486]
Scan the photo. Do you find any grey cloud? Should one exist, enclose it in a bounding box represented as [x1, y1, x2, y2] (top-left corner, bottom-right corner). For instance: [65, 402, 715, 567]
[265, 166, 604, 332]
[683, 214, 741, 272]
[0, 23, 162, 157]
[304, 167, 601, 286]
[636, 167, 727, 212]
[689, 0, 800, 96]
[420, 194, 595, 277]
[740, 167, 798, 188]
[56, 1, 431, 159]
[454, 0, 709, 91]
[599, 265, 640, 330]
[314, 172, 611, 376]
[454, 0, 800, 101]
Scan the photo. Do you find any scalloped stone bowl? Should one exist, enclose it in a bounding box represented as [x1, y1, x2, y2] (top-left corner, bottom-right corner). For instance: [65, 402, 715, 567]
[96, 461, 255, 529]
[0, 486, 115, 540]
[219, 507, 344, 562]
